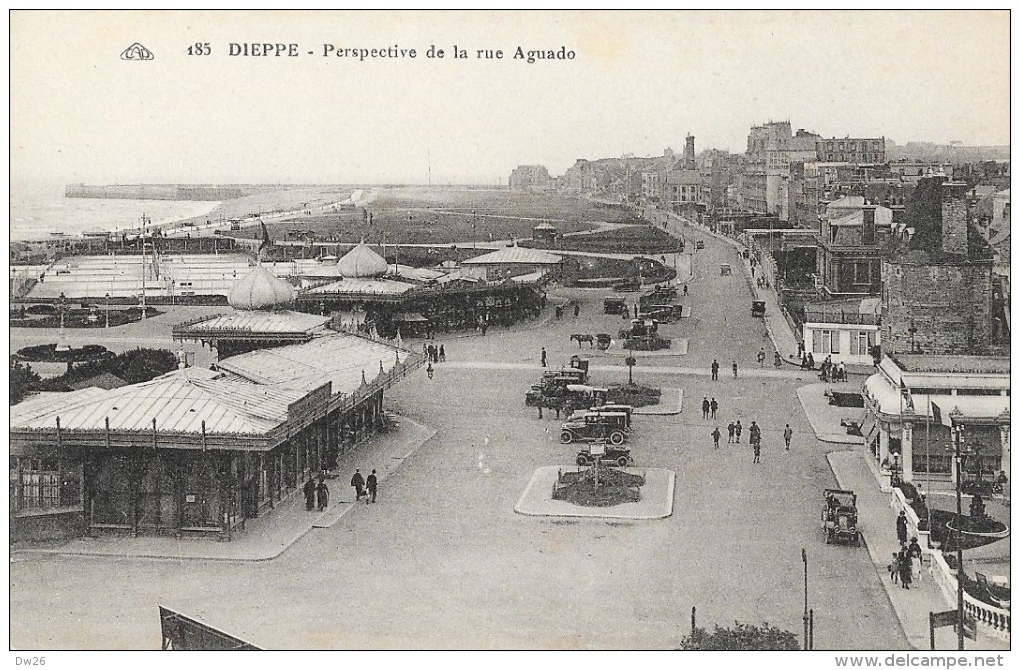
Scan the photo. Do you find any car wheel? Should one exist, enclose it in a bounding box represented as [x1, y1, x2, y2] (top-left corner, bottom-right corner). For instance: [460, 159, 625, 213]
[609, 431, 625, 445]
[576, 454, 590, 466]
[560, 431, 573, 444]
[617, 456, 630, 467]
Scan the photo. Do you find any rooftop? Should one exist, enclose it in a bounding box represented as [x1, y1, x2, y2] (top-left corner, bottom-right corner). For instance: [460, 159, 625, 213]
[889, 353, 1011, 375]
[462, 247, 563, 266]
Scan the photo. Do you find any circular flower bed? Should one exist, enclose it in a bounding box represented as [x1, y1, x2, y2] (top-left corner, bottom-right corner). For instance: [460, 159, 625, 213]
[552, 466, 645, 507]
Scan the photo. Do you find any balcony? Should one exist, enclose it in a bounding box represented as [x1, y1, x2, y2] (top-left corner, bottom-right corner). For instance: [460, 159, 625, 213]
[803, 307, 879, 326]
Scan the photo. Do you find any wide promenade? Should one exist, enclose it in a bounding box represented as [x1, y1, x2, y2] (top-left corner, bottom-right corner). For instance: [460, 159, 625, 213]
[9, 222, 908, 650]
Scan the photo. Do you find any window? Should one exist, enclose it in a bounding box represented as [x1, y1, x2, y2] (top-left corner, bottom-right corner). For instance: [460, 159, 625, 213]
[852, 331, 873, 356]
[10, 457, 80, 512]
[812, 329, 840, 354]
[956, 388, 1004, 396]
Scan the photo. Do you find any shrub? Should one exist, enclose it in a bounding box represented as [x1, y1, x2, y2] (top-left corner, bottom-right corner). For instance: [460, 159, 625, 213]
[680, 622, 800, 651]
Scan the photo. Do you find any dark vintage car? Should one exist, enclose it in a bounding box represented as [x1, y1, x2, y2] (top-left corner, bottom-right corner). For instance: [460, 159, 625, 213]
[603, 296, 628, 314]
[822, 488, 861, 546]
[575, 441, 632, 467]
[559, 412, 628, 446]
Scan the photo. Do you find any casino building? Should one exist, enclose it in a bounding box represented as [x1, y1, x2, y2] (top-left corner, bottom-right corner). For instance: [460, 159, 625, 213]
[11, 264, 422, 541]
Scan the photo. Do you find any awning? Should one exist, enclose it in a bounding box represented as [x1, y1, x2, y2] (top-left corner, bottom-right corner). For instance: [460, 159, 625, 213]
[393, 312, 429, 323]
[860, 412, 878, 444]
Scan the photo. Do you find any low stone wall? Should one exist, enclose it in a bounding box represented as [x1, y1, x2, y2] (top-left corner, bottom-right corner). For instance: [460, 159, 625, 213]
[929, 551, 1011, 643]
[11, 507, 85, 543]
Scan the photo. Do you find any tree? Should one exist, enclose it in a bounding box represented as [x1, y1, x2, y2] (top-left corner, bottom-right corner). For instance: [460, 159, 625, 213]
[679, 622, 800, 651]
[10, 359, 41, 405]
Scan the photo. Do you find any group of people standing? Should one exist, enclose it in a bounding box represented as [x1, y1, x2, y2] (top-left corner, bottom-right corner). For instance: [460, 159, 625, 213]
[709, 420, 794, 460]
[709, 359, 739, 380]
[891, 511, 924, 589]
[302, 469, 380, 512]
[423, 343, 446, 364]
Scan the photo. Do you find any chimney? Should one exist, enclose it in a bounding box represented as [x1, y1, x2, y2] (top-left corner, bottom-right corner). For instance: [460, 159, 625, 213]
[940, 182, 970, 255]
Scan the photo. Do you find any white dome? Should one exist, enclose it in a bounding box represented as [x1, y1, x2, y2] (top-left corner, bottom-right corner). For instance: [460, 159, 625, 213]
[227, 265, 295, 310]
[337, 243, 389, 278]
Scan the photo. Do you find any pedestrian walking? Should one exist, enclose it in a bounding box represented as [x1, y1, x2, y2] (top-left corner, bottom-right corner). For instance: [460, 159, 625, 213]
[732, 361, 738, 378]
[711, 359, 719, 381]
[889, 553, 901, 584]
[749, 421, 761, 447]
[366, 469, 378, 504]
[701, 397, 710, 419]
[316, 478, 329, 511]
[351, 469, 366, 501]
[303, 477, 316, 511]
[573, 303, 580, 318]
[438, 344, 446, 362]
[774, 351, 782, 368]
[710, 398, 718, 419]
[907, 538, 923, 581]
[757, 348, 766, 367]
[683, 284, 689, 296]
[727, 422, 735, 443]
[899, 550, 913, 589]
[541, 347, 547, 367]
[712, 427, 721, 449]
[783, 424, 793, 450]
[427, 362, 434, 379]
[753, 441, 761, 463]
[896, 511, 908, 545]
[537, 401, 543, 419]
[735, 420, 743, 443]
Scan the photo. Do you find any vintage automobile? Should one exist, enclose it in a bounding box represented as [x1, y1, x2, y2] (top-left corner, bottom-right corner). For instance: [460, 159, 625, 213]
[638, 304, 683, 323]
[639, 285, 677, 308]
[751, 300, 766, 318]
[597, 402, 634, 427]
[559, 411, 628, 446]
[603, 296, 628, 315]
[822, 488, 861, 546]
[575, 441, 633, 467]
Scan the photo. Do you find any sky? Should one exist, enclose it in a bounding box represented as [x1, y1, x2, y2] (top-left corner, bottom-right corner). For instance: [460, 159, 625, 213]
[9, 10, 1012, 187]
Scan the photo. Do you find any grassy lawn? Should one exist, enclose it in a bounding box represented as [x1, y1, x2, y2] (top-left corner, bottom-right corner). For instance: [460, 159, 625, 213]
[238, 188, 637, 245]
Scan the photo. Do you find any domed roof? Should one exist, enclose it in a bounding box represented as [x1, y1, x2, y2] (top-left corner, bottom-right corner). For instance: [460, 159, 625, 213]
[337, 242, 389, 278]
[227, 265, 295, 310]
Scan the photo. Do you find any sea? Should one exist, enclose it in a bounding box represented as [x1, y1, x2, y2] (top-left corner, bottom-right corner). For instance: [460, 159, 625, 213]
[9, 181, 221, 243]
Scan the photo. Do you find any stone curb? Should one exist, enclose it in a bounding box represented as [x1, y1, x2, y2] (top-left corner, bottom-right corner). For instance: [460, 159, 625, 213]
[514, 466, 675, 520]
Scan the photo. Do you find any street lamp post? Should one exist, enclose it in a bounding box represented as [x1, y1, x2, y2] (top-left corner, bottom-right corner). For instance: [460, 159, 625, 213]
[802, 548, 809, 651]
[105, 293, 110, 329]
[951, 415, 967, 650]
[472, 209, 477, 250]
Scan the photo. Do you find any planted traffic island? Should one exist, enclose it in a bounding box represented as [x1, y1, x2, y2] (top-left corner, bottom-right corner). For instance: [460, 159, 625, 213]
[516, 465, 675, 520]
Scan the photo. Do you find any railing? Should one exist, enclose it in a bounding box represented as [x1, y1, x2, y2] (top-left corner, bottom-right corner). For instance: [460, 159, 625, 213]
[803, 309, 880, 326]
[929, 550, 1011, 642]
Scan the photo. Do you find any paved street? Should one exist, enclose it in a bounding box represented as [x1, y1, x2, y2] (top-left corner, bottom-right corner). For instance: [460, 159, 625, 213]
[9, 225, 909, 650]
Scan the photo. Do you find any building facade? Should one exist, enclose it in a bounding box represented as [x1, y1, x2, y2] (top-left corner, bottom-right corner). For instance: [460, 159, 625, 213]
[816, 137, 887, 164]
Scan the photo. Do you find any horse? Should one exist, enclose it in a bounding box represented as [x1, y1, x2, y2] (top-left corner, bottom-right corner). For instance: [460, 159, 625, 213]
[570, 333, 594, 349]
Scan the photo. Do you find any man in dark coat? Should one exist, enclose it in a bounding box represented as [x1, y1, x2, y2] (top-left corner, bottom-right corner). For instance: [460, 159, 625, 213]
[734, 420, 743, 443]
[701, 397, 710, 419]
[303, 478, 316, 511]
[351, 469, 366, 501]
[366, 469, 378, 504]
[711, 359, 719, 381]
[316, 478, 329, 511]
[710, 398, 718, 419]
[711, 427, 721, 449]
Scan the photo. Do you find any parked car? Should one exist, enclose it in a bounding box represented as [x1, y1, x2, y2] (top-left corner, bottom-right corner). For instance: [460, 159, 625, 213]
[575, 441, 632, 467]
[559, 412, 628, 445]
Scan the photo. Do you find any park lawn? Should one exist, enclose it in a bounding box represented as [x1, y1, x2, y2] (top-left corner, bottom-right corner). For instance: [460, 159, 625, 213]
[239, 188, 637, 245]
